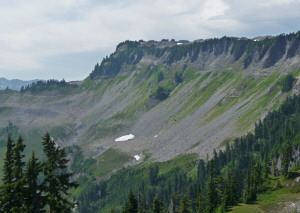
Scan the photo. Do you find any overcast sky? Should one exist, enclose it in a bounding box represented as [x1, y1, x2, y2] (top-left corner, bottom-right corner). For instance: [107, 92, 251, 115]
[0, 0, 300, 81]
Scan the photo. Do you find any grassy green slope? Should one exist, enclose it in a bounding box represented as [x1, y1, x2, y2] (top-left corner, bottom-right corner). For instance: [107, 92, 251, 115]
[93, 149, 131, 176]
[230, 174, 300, 213]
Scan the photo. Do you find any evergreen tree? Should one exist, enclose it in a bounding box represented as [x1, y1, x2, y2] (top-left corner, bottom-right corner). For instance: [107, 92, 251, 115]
[253, 162, 263, 191]
[219, 169, 238, 212]
[137, 190, 146, 213]
[282, 141, 293, 178]
[263, 153, 271, 179]
[152, 196, 165, 213]
[222, 188, 229, 212]
[0, 135, 15, 212]
[24, 152, 44, 213]
[178, 196, 191, 213]
[169, 193, 180, 213]
[196, 187, 205, 213]
[42, 132, 78, 213]
[225, 143, 231, 162]
[272, 158, 278, 176]
[228, 170, 238, 206]
[11, 136, 26, 212]
[149, 165, 159, 186]
[282, 73, 295, 92]
[197, 159, 206, 189]
[153, 86, 169, 101]
[255, 120, 263, 140]
[244, 165, 257, 204]
[206, 159, 218, 213]
[123, 190, 138, 213]
[174, 72, 183, 84]
[157, 71, 164, 82]
[244, 169, 249, 203]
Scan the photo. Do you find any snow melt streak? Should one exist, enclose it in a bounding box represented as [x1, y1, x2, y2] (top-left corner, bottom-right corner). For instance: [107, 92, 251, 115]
[115, 134, 134, 142]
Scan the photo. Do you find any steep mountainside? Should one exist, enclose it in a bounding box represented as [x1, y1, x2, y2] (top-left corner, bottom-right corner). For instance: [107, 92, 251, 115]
[0, 32, 300, 163]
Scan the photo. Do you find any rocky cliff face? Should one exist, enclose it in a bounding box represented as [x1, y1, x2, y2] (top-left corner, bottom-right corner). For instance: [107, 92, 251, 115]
[0, 32, 300, 162]
[90, 32, 300, 79]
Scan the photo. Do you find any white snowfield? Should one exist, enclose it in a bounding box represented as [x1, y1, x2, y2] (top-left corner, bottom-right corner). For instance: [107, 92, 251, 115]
[114, 134, 135, 142]
[134, 155, 140, 161]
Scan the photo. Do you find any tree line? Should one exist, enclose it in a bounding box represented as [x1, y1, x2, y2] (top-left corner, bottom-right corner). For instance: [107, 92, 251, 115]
[0, 133, 77, 213]
[20, 79, 76, 93]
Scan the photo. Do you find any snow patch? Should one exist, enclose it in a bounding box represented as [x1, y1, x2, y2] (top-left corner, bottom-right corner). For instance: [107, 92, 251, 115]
[134, 155, 140, 161]
[177, 42, 183, 45]
[115, 134, 134, 142]
[154, 135, 158, 138]
[51, 137, 59, 148]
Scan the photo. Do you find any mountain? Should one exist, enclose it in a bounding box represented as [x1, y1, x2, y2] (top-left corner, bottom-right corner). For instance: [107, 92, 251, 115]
[0, 78, 40, 91]
[0, 32, 300, 165]
[1, 31, 300, 212]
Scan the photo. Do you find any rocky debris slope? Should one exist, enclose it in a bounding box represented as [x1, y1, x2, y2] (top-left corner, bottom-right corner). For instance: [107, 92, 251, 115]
[0, 32, 300, 162]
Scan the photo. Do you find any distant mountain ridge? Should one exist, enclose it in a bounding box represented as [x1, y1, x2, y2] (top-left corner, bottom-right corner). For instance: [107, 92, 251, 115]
[0, 78, 41, 91]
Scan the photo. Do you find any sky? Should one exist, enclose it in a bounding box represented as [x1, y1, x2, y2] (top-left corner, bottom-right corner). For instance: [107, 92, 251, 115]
[0, 0, 300, 81]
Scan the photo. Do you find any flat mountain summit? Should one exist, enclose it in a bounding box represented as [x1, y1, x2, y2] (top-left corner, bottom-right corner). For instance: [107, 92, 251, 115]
[0, 31, 300, 162]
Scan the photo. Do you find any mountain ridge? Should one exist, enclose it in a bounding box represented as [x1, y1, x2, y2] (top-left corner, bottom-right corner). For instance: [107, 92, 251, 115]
[90, 31, 300, 80]
[0, 77, 41, 91]
[0, 31, 300, 164]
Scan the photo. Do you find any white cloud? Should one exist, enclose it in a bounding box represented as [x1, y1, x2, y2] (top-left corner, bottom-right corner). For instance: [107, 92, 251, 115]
[0, 0, 299, 80]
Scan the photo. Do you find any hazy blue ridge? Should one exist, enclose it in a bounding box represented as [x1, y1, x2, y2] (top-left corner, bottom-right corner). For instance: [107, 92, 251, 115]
[0, 78, 41, 91]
